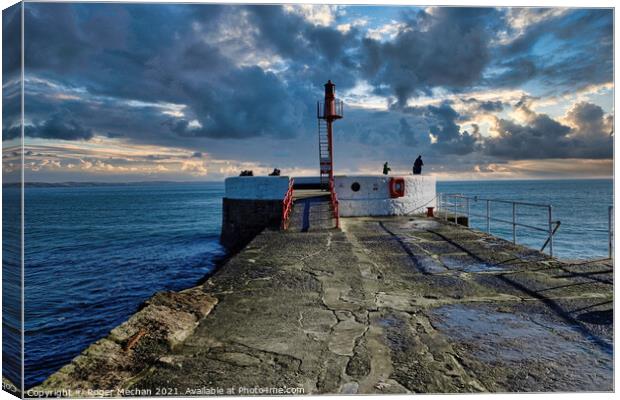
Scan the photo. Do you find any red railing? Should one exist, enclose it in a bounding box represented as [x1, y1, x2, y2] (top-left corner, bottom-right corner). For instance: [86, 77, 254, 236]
[281, 178, 295, 230]
[329, 178, 340, 228]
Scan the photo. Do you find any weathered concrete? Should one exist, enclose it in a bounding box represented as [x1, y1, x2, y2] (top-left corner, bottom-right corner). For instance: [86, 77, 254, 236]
[35, 204, 613, 395]
[33, 289, 217, 396]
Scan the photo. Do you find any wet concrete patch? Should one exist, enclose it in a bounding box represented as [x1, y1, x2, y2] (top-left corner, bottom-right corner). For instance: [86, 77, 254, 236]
[440, 254, 507, 273]
[430, 303, 613, 391]
[379, 311, 482, 393]
[414, 240, 464, 255]
[406, 218, 443, 230]
[413, 254, 447, 274]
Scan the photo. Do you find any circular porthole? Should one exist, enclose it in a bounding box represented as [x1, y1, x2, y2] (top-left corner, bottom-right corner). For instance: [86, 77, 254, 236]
[351, 182, 361, 192]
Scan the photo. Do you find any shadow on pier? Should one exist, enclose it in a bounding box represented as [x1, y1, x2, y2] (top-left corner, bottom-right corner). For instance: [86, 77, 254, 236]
[287, 190, 335, 232]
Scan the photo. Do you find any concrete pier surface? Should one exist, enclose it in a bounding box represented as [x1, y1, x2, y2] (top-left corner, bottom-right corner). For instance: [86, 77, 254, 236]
[35, 200, 613, 395]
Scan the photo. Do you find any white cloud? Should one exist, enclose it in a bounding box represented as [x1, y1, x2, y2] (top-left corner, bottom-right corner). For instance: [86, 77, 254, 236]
[336, 18, 368, 33]
[340, 80, 388, 110]
[181, 159, 208, 176]
[496, 8, 570, 45]
[365, 20, 407, 42]
[283, 4, 338, 27]
[187, 119, 203, 130]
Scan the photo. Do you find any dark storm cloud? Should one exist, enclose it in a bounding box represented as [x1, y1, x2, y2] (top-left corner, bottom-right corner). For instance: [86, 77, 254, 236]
[2, 3, 21, 83]
[23, 3, 224, 102]
[26, 110, 94, 141]
[399, 102, 481, 155]
[17, 3, 355, 145]
[2, 4, 22, 143]
[360, 8, 502, 105]
[244, 6, 360, 90]
[484, 101, 613, 160]
[170, 66, 311, 140]
[565, 101, 613, 137]
[462, 98, 505, 113]
[356, 7, 612, 104]
[489, 9, 613, 91]
[3, 126, 20, 141]
[398, 118, 418, 147]
[5, 3, 614, 178]
[4, 110, 92, 141]
[22, 85, 177, 146]
[485, 116, 571, 159]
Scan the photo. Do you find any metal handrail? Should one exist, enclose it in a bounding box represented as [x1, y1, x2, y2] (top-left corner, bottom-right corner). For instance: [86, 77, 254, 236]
[317, 99, 344, 119]
[281, 178, 295, 230]
[329, 178, 340, 228]
[438, 193, 560, 257]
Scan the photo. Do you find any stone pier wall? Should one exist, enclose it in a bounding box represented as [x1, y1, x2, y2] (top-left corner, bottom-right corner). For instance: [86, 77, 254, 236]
[220, 198, 283, 253]
[220, 176, 290, 253]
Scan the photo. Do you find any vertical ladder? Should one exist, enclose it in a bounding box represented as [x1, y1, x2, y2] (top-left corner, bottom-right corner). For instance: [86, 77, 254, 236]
[318, 118, 331, 189]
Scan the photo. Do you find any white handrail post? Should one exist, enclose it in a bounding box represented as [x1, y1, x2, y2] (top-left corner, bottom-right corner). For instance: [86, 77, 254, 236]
[454, 196, 458, 224]
[466, 197, 470, 226]
[548, 205, 553, 257]
[512, 202, 516, 244]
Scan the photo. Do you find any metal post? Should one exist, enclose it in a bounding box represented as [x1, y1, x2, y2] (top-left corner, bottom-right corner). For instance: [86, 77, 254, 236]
[512, 203, 516, 244]
[609, 206, 613, 259]
[486, 200, 490, 233]
[548, 205, 553, 257]
[466, 197, 470, 226]
[453, 196, 458, 224]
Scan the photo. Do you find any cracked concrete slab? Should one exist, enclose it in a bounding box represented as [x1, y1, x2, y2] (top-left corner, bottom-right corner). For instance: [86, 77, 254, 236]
[36, 208, 613, 395]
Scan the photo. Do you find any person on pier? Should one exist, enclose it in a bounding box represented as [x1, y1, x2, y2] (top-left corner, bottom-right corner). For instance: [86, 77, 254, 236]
[383, 162, 391, 175]
[413, 156, 424, 175]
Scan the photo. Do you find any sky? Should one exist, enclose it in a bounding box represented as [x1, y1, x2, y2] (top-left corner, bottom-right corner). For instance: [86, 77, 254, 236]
[1, 3, 615, 182]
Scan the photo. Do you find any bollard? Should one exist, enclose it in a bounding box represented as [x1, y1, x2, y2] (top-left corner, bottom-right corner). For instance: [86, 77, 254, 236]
[426, 207, 434, 217]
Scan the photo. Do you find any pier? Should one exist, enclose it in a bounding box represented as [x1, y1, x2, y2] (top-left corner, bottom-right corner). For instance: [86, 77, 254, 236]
[35, 193, 613, 395]
[31, 78, 613, 395]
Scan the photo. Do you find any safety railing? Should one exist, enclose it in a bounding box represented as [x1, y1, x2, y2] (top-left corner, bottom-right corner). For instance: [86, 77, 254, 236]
[438, 193, 561, 257]
[329, 178, 340, 228]
[281, 178, 295, 230]
[317, 99, 344, 119]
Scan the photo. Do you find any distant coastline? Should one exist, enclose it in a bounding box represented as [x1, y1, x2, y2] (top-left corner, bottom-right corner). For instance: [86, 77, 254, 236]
[4, 181, 221, 188]
[3, 176, 613, 188]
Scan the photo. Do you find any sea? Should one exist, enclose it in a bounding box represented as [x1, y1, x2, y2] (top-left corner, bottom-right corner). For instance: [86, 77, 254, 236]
[1, 178, 613, 388]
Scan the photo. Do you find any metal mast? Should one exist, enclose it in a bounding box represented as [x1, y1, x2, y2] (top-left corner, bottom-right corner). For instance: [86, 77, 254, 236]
[317, 80, 343, 190]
